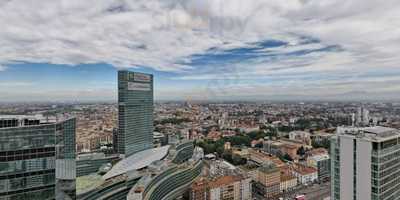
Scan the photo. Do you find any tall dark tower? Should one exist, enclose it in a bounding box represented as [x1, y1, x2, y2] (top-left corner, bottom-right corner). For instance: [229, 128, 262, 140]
[118, 71, 154, 157]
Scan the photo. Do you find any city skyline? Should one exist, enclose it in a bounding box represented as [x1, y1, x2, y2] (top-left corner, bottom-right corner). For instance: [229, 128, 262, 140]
[1, 0, 400, 102]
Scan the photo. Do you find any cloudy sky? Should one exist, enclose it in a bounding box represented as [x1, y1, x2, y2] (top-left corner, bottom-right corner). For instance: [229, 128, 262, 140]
[1, 0, 400, 102]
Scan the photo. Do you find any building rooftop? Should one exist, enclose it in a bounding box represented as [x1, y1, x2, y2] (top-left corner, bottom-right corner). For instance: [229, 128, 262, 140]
[103, 145, 170, 180]
[258, 162, 279, 174]
[337, 126, 400, 142]
[208, 175, 243, 188]
[0, 114, 43, 119]
[76, 174, 104, 195]
[292, 164, 318, 175]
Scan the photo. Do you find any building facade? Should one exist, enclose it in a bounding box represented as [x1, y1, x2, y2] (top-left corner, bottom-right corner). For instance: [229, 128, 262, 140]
[0, 115, 76, 200]
[331, 126, 400, 200]
[280, 175, 297, 193]
[190, 175, 251, 200]
[307, 154, 331, 182]
[118, 71, 154, 157]
[76, 153, 119, 177]
[253, 162, 281, 199]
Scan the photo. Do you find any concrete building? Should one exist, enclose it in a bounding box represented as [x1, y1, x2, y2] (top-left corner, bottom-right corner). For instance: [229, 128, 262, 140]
[291, 164, 318, 185]
[118, 71, 154, 157]
[280, 174, 297, 193]
[253, 162, 281, 199]
[190, 175, 251, 200]
[289, 131, 311, 146]
[0, 115, 76, 200]
[210, 176, 251, 200]
[248, 149, 285, 168]
[307, 154, 330, 182]
[331, 126, 400, 200]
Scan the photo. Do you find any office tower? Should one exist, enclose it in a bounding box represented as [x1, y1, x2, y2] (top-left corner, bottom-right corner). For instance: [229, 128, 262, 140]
[118, 71, 154, 157]
[112, 128, 118, 153]
[0, 115, 76, 200]
[331, 126, 400, 200]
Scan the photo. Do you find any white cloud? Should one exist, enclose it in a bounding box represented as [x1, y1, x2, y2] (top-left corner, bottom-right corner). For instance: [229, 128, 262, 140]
[0, 0, 399, 100]
[0, 65, 6, 71]
[1, 0, 399, 71]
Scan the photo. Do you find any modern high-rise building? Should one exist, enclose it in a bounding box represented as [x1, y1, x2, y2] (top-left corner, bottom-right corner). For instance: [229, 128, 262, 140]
[118, 71, 154, 157]
[0, 115, 76, 200]
[331, 126, 400, 200]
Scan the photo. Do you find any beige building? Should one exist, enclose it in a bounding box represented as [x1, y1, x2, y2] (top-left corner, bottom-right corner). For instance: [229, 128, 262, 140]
[248, 149, 285, 167]
[280, 175, 297, 192]
[190, 175, 252, 200]
[224, 142, 231, 150]
[253, 162, 281, 199]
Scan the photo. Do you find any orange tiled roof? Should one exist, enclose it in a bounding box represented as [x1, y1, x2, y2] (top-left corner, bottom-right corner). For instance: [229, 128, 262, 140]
[208, 176, 242, 188]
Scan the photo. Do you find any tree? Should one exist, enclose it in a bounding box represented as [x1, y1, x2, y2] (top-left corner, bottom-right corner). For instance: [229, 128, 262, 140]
[297, 146, 306, 156]
[283, 153, 293, 161]
[254, 143, 263, 149]
[232, 154, 247, 165]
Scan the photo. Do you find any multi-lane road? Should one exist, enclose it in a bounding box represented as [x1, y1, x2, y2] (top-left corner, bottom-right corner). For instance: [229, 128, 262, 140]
[278, 182, 330, 200]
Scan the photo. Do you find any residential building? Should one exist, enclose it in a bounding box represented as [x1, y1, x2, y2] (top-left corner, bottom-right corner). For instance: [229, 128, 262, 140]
[118, 71, 154, 157]
[307, 153, 330, 182]
[248, 149, 285, 168]
[291, 164, 318, 185]
[289, 131, 311, 146]
[280, 174, 297, 193]
[253, 162, 281, 199]
[190, 175, 251, 200]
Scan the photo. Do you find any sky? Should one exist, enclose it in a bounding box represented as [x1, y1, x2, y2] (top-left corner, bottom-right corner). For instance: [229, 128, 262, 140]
[1, 0, 400, 102]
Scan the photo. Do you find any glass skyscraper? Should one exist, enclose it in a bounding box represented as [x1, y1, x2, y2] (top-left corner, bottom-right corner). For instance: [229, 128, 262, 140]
[331, 126, 400, 200]
[0, 115, 76, 200]
[118, 71, 154, 157]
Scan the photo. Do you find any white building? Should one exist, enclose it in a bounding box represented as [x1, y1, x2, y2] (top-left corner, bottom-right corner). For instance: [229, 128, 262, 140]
[291, 164, 318, 185]
[331, 126, 400, 200]
[289, 131, 311, 145]
[207, 176, 252, 200]
[355, 107, 370, 126]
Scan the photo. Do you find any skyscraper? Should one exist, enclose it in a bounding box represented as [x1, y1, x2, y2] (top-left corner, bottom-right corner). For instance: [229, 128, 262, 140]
[118, 71, 154, 157]
[0, 115, 76, 200]
[331, 126, 400, 200]
[355, 107, 370, 126]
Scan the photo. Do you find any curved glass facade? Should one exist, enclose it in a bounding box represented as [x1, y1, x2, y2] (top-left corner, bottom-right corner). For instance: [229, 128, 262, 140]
[144, 161, 203, 200]
[172, 142, 194, 164]
[79, 177, 140, 200]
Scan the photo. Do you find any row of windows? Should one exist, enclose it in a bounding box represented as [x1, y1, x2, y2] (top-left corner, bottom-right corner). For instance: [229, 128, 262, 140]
[0, 157, 55, 175]
[372, 146, 400, 164]
[0, 172, 55, 193]
[0, 186, 54, 200]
